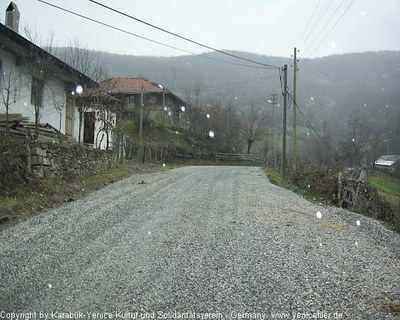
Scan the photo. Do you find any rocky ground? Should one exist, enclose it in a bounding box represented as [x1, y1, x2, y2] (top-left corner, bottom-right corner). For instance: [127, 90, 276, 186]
[0, 166, 399, 319]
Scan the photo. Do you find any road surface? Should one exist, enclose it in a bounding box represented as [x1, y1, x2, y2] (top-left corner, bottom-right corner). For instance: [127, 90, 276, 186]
[0, 166, 399, 319]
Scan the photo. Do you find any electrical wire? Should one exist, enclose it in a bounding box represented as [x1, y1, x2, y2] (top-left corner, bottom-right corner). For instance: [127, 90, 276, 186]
[306, 0, 356, 58]
[177, 75, 280, 93]
[88, 0, 280, 69]
[287, 90, 324, 143]
[299, 0, 329, 49]
[301, 0, 348, 57]
[37, 0, 274, 70]
[297, 0, 324, 47]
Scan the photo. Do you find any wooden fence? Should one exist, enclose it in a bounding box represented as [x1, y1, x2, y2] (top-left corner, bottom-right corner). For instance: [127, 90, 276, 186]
[215, 152, 265, 164]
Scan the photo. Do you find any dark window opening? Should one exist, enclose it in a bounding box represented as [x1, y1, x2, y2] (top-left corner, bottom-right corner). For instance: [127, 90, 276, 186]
[83, 112, 95, 144]
[31, 77, 44, 106]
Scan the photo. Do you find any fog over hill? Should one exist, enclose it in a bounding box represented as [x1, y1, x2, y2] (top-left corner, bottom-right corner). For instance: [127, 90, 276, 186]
[54, 49, 400, 155]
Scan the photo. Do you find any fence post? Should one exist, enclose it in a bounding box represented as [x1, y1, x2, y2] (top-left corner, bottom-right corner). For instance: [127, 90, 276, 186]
[338, 171, 343, 205]
[372, 188, 378, 219]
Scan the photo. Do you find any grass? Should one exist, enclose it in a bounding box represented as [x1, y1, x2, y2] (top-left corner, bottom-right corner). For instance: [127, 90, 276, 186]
[0, 160, 171, 231]
[263, 167, 330, 205]
[369, 174, 400, 208]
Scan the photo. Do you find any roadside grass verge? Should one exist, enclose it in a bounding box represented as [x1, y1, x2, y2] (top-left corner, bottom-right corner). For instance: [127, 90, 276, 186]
[263, 166, 334, 206]
[0, 161, 171, 231]
[265, 166, 400, 232]
[368, 174, 400, 208]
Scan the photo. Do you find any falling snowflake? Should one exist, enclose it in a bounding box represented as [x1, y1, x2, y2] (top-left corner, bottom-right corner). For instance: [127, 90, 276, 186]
[163, 163, 166, 167]
[48, 283, 52, 289]
[208, 131, 215, 138]
[356, 220, 361, 226]
[316, 211, 322, 219]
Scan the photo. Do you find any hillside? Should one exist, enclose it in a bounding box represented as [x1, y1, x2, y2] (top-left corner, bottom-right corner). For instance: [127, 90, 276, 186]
[53, 48, 400, 155]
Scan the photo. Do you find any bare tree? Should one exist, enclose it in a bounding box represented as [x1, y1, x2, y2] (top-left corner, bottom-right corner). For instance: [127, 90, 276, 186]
[45, 86, 65, 142]
[61, 39, 109, 144]
[1, 66, 20, 140]
[341, 110, 370, 167]
[241, 102, 270, 154]
[21, 27, 57, 139]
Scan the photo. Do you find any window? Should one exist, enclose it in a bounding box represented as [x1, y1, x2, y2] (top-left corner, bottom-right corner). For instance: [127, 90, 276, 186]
[31, 76, 44, 106]
[124, 95, 135, 105]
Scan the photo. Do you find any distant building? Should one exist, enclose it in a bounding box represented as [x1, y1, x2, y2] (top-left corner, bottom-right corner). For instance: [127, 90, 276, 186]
[374, 155, 400, 175]
[102, 77, 187, 127]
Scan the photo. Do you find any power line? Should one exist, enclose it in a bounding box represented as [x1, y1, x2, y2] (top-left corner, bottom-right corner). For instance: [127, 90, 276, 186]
[302, 0, 357, 59]
[177, 75, 280, 93]
[297, 0, 324, 47]
[301, 0, 348, 57]
[299, 0, 329, 49]
[88, 0, 280, 70]
[37, 0, 273, 70]
[306, 0, 356, 58]
[287, 90, 324, 143]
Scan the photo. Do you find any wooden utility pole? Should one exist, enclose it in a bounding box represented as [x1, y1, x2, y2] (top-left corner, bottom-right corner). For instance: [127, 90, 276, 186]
[282, 64, 288, 181]
[292, 47, 298, 169]
[139, 84, 144, 162]
[271, 93, 278, 166]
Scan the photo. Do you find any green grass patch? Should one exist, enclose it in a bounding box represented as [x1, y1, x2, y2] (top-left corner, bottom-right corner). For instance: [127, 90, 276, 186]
[369, 174, 400, 207]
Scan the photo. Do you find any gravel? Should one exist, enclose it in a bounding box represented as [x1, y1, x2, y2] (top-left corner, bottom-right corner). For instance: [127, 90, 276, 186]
[0, 166, 399, 319]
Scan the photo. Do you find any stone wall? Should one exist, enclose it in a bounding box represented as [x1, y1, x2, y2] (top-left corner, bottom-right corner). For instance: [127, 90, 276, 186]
[30, 141, 116, 179]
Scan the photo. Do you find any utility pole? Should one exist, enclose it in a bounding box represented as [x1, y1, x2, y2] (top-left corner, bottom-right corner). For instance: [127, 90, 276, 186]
[271, 93, 278, 166]
[162, 87, 166, 126]
[139, 84, 144, 162]
[282, 64, 288, 181]
[292, 47, 298, 169]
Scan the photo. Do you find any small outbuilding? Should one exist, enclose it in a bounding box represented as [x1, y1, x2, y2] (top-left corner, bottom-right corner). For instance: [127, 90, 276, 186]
[374, 155, 400, 176]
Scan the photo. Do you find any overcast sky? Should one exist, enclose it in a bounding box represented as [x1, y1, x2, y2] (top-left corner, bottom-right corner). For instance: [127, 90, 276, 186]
[2, 0, 400, 59]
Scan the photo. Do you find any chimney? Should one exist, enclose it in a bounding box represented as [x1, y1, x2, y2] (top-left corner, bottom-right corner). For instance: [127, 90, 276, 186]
[5, 2, 20, 33]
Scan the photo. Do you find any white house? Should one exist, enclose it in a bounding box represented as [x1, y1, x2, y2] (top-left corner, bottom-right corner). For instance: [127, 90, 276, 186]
[0, 2, 116, 150]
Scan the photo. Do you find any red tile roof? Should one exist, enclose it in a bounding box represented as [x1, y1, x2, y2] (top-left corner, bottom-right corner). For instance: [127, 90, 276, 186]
[102, 77, 169, 95]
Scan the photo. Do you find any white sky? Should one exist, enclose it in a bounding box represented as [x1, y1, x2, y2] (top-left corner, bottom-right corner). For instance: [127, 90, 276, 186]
[2, 0, 400, 59]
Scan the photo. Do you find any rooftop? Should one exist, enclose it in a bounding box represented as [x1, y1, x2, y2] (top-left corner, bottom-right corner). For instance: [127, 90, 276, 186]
[102, 77, 187, 105]
[374, 155, 400, 167]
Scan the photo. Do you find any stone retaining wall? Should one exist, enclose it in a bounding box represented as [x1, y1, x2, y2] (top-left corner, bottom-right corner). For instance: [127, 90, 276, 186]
[29, 141, 115, 179]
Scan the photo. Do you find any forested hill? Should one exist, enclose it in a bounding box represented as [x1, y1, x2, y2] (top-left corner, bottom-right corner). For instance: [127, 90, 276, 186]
[53, 48, 400, 153]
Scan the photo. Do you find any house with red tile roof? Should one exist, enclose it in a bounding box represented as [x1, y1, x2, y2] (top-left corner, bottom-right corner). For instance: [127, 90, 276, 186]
[101, 77, 187, 127]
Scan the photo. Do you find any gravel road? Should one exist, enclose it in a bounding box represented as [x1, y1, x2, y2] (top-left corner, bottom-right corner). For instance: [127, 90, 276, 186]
[1, 166, 399, 319]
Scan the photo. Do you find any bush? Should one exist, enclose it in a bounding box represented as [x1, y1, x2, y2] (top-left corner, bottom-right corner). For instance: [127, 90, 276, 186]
[0, 140, 30, 193]
[288, 165, 339, 204]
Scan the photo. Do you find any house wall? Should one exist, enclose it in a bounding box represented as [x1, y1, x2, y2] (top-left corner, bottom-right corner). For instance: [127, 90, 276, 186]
[0, 48, 33, 119]
[116, 92, 184, 126]
[72, 105, 115, 150]
[0, 48, 67, 133]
